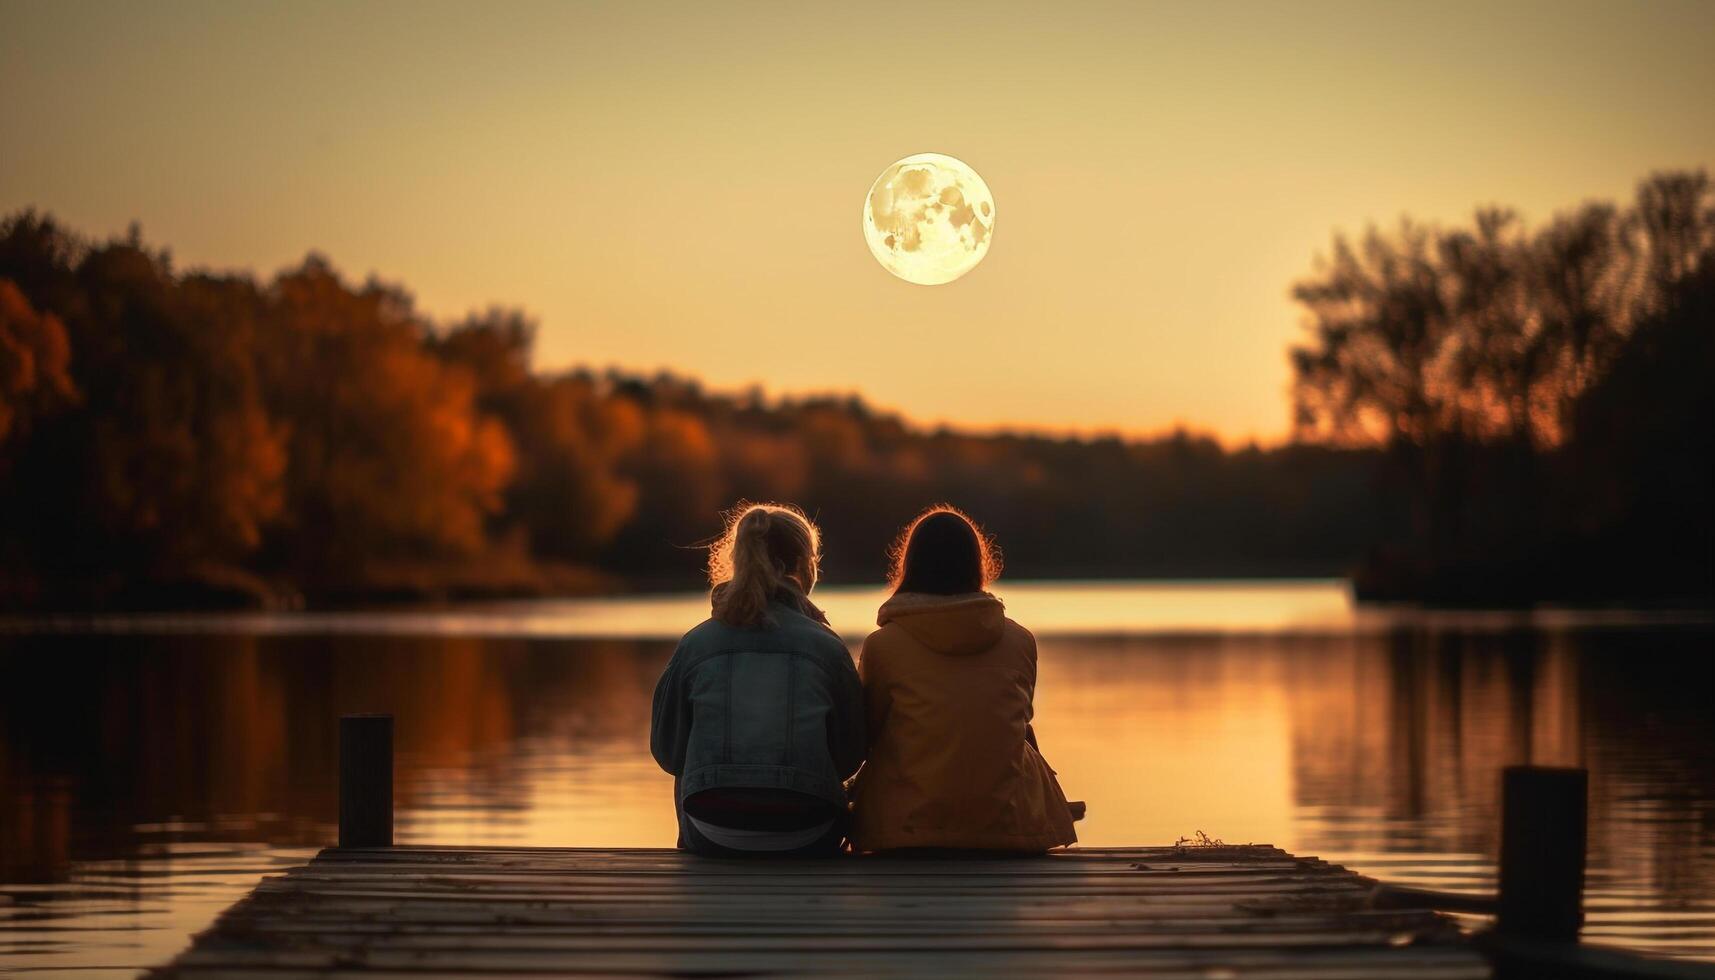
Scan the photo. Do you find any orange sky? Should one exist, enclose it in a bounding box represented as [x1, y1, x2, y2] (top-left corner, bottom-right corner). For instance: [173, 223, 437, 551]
[3, 0, 1712, 442]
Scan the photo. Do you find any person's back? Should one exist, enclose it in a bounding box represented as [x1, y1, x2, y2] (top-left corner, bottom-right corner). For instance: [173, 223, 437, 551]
[650, 503, 865, 856]
[849, 507, 1076, 853]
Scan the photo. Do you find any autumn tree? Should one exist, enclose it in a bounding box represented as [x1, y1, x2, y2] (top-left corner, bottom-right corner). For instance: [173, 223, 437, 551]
[432, 312, 640, 562]
[261, 259, 514, 582]
[0, 216, 290, 603]
[0, 279, 77, 450]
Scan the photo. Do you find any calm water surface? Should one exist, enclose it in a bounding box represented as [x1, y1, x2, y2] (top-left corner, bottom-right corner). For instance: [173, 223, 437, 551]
[2, 580, 1713, 974]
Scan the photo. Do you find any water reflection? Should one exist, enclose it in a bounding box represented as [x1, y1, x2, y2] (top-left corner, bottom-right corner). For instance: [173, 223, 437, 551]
[2, 604, 1713, 971]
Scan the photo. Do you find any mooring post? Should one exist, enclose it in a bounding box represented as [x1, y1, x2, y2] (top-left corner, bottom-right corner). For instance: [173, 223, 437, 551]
[339, 713, 393, 848]
[1497, 765, 1586, 942]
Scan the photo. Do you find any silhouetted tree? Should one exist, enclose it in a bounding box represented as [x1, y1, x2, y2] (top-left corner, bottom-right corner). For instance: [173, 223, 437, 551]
[1291, 171, 1713, 602]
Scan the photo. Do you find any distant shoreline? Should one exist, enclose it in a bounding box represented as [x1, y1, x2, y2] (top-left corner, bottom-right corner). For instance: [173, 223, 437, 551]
[6, 562, 1709, 617]
[3, 580, 1711, 638]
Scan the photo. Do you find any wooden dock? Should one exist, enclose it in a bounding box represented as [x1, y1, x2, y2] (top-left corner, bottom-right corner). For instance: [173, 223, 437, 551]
[149, 844, 1488, 978]
[152, 720, 1690, 978]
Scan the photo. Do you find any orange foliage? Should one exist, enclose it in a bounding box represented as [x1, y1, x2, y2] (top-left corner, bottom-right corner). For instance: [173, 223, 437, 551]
[0, 279, 77, 446]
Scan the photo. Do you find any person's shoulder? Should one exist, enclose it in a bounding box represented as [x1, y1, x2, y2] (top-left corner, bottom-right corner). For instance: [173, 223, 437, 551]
[863, 620, 910, 648]
[858, 621, 911, 663]
[677, 617, 732, 654]
[783, 610, 851, 657]
[855, 622, 899, 676]
[1001, 617, 1037, 647]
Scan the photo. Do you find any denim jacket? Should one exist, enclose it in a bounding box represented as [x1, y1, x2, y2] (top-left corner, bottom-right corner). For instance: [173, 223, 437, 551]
[650, 597, 865, 824]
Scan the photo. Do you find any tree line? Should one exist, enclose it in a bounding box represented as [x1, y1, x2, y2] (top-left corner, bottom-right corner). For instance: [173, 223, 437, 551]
[1290, 171, 1712, 602]
[0, 170, 1707, 609]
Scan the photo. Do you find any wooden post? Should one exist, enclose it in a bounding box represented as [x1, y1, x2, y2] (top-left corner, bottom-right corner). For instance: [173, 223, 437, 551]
[1498, 765, 1586, 942]
[339, 714, 393, 848]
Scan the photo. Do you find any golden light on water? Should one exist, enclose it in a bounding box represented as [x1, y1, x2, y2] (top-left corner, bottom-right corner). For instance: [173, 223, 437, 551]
[7, 587, 1715, 964]
[862, 153, 995, 285]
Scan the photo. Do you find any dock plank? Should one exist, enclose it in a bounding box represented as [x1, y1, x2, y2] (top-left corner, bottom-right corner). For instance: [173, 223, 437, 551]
[150, 846, 1488, 977]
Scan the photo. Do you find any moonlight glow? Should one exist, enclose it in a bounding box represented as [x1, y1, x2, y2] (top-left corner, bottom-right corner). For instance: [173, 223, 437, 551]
[862, 153, 995, 285]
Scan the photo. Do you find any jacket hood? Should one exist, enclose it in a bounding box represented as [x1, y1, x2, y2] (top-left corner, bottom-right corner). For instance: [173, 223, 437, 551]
[877, 591, 1005, 656]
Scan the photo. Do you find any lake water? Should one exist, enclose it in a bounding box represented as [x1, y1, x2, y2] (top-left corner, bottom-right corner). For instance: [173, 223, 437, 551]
[2, 580, 1713, 974]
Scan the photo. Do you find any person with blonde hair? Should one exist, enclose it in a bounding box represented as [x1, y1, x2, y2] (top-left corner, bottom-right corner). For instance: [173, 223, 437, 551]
[651, 503, 865, 856]
[849, 505, 1077, 853]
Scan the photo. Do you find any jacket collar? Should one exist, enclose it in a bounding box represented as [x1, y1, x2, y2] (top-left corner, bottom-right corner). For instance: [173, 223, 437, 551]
[774, 582, 832, 628]
[877, 591, 1005, 655]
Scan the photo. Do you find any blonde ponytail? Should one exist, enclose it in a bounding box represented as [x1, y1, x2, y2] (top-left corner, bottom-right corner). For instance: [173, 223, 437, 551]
[709, 502, 824, 628]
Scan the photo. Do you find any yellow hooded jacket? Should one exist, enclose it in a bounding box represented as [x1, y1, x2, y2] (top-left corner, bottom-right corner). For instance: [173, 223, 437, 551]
[849, 591, 1077, 853]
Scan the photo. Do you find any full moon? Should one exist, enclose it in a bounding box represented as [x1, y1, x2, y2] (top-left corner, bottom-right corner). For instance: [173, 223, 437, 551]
[862, 152, 995, 285]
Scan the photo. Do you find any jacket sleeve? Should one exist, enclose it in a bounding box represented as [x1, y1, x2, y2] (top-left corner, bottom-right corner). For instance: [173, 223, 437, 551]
[828, 645, 867, 780]
[857, 633, 892, 749]
[1021, 624, 1039, 721]
[1019, 626, 1055, 772]
[650, 644, 691, 775]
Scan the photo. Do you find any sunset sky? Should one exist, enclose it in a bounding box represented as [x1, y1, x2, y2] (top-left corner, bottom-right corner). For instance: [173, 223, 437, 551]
[4, 0, 1712, 442]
